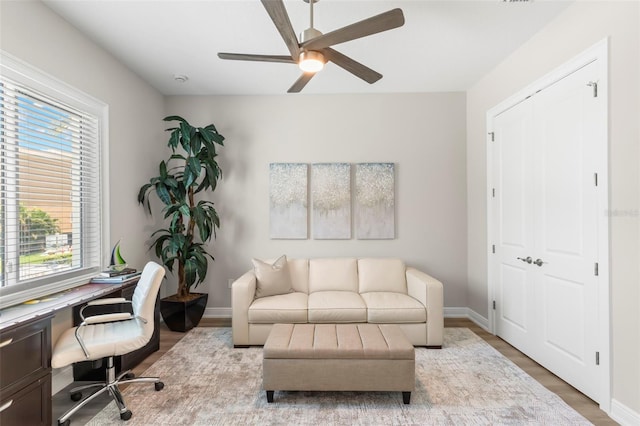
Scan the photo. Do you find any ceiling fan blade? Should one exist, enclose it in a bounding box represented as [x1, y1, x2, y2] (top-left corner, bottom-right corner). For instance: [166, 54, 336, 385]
[217, 53, 295, 64]
[288, 72, 316, 93]
[322, 48, 382, 84]
[302, 8, 404, 51]
[261, 0, 301, 59]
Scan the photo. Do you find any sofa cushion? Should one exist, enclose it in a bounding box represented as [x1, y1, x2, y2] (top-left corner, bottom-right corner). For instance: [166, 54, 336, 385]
[308, 291, 367, 323]
[360, 292, 426, 323]
[252, 255, 294, 298]
[309, 258, 358, 293]
[358, 258, 407, 294]
[287, 258, 309, 294]
[248, 292, 308, 323]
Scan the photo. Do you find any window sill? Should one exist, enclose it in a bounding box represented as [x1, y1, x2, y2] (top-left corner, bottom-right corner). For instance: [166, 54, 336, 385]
[0, 272, 97, 310]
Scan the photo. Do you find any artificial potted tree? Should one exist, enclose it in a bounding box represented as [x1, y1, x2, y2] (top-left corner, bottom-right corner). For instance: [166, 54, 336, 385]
[138, 115, 225, 332]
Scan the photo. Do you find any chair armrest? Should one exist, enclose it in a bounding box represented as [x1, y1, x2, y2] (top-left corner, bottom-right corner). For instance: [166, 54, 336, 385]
[231, 270, 257, 346]
[87, 297, 128, 306]
[406, 267, 444, 347]
[83, 312, 133, 325]
[76, 298, 135, 357]
[80, 298, 131, 320]
[75, 311, 135, 357]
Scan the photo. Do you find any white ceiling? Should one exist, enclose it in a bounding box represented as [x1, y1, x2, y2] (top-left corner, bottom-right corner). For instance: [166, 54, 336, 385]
[43, 0, 573, 96]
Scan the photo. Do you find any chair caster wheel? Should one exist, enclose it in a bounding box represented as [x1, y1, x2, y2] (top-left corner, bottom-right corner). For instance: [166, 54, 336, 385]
[58, 419, 71, 426]
[120, 410, 132, 421]
[70, 392, 82, 401]
[124, 372, 135, 379]
[155, 381, 164, 391]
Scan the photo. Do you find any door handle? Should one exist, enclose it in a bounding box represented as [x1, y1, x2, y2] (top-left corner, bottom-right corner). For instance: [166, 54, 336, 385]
[517, 256, 532, 264]
[533, 258, 546, 267]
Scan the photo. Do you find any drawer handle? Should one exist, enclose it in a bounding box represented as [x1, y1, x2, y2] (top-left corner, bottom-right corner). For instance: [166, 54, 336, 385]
[0, 399, 13, 413]
[0, 338, 13, 348]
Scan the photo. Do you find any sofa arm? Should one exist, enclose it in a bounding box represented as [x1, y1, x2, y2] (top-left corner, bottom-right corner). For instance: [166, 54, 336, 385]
[231, 270, 257, 346]
[406, 267, 444, 347]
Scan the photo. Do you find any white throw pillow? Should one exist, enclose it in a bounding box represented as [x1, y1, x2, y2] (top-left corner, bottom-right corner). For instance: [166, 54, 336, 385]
[252, 255, 294, 298]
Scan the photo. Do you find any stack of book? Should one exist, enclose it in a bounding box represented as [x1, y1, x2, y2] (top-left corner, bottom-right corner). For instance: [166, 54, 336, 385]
[90, 267, 141, 284]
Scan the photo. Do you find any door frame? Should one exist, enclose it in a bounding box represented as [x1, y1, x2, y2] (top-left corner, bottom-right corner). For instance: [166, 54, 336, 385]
[486, 38, 610, 412]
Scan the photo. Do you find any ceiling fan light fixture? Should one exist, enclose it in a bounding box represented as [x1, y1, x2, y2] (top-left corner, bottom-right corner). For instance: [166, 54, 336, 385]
[298, 51, 325, 73]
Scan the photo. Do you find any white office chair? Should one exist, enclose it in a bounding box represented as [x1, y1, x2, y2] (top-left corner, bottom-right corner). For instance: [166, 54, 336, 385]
[51, 261, 166, 425]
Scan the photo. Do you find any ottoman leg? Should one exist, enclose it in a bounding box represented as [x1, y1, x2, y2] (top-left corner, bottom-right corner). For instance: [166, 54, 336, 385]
[402, 392, 411, 404]
[266, 390, 274, 403]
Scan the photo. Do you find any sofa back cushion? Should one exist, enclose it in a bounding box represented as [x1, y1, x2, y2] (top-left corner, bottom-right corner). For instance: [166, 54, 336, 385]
[287, 258, 309, 293]
[309, 258, 358, 293]
[358, 258, 407, 294]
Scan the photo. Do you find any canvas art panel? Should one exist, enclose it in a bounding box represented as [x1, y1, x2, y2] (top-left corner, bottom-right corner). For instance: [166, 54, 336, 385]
[312, 163, 351, 239]
[269, 163, 308, 239]
[355, 163, 395, 239]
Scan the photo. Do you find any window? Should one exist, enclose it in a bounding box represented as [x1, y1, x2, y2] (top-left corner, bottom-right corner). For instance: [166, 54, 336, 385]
[0, 52, 108, 308]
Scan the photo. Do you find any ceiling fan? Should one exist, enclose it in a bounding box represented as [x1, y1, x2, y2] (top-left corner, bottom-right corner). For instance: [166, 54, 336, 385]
[217, 0, 405, 93]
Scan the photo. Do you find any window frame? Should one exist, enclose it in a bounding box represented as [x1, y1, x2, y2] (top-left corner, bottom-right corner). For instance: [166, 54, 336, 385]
[0, 51, 110, 309]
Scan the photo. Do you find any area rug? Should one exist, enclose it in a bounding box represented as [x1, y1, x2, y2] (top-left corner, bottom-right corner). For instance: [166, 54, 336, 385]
[87, 327, 590, 425]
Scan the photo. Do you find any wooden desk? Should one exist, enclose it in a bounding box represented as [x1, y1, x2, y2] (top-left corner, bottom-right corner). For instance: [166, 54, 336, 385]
[0, 280, 159, 426]
[0, 313, 52, 426]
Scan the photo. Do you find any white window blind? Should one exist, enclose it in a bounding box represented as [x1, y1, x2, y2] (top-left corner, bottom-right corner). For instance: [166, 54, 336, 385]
[0, 62, 105, 303]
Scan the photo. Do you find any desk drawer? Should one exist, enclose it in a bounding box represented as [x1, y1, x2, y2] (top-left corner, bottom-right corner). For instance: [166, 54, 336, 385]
[0, 373, 51, 426]
[0, 317, 51, 392]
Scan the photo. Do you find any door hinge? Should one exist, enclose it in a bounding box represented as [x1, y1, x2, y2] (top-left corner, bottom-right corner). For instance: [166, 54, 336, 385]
[595, 351, 600, 365]
[492, 300, 496, 310]
[489, 132, 495, 142]
[594, 262, 599, 276]
[492, 244, 496, 254]
[594, 173, 598, 186]
[492, 188, 496, 198]
[587, 81, 598, 97]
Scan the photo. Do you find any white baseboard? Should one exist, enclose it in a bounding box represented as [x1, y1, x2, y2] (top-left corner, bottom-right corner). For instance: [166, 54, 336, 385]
[52, 366, 74, 395]
[204, 307, 232, 318]
[467, 309, 489, 331]
[610, 398, 640, 426]
[206, 307, 490, 331]
[443, 307, 467, 317]
[444, 307, 489, 331]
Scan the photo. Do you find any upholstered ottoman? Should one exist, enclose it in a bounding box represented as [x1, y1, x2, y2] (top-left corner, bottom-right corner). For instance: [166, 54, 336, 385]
[263, 323, 415, 403]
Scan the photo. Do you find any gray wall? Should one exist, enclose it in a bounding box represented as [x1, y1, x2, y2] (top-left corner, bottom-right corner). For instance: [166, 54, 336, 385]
[466, 1, 639, 414]
[164, 93, 468, 310]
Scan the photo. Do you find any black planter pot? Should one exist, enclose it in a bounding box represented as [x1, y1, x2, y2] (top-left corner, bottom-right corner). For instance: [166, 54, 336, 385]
[160, 293, 208, 332]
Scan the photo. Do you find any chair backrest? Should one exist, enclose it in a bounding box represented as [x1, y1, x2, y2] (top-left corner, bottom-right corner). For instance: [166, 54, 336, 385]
[132, 261, 165, 338]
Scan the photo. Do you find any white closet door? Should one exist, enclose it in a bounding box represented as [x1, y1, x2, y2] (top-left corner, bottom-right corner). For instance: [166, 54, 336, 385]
[492, 59, 602, 402]
[492, 98, 538, 356]
[530, 61, 601, 401]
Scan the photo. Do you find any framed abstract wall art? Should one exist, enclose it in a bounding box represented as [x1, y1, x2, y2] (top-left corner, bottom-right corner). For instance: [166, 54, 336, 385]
[355, 163, 395, 239]
[269, 163, 308, 239]
[311, 163, 351, 239]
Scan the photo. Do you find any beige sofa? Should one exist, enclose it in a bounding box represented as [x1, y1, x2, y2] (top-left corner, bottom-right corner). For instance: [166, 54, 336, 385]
[231, 257, 443, 347]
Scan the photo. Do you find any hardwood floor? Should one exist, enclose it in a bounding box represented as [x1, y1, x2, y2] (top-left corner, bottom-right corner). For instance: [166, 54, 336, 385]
[52, 318, 616, 425]
[444, 318, 617, 425]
